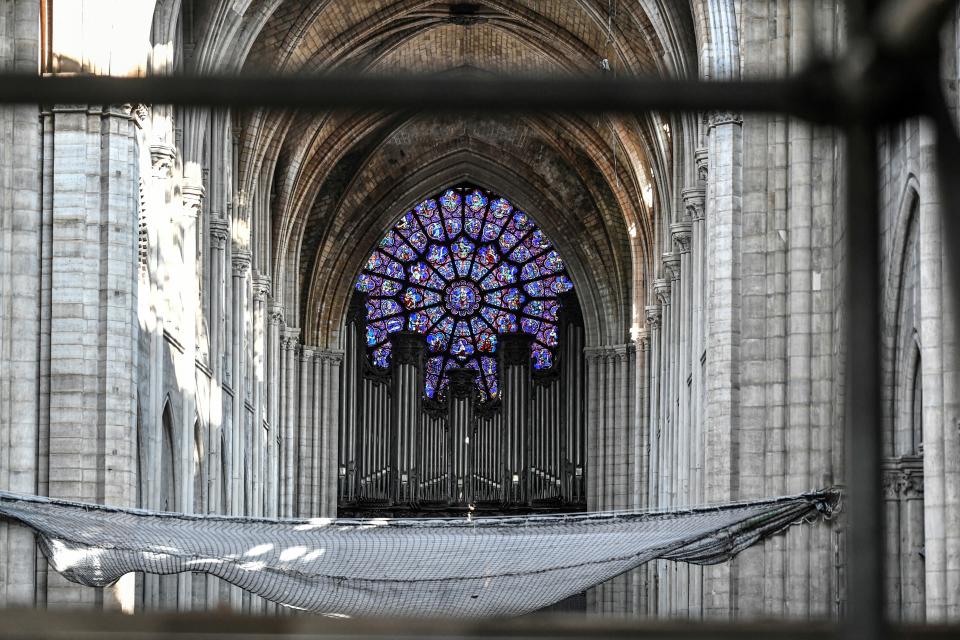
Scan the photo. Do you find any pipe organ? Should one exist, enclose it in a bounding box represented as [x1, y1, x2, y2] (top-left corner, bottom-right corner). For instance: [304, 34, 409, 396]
[339, 295, 586, 515]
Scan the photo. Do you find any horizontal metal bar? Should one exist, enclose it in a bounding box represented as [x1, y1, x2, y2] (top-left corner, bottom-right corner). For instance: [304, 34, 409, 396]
[0, 72, 829, 118]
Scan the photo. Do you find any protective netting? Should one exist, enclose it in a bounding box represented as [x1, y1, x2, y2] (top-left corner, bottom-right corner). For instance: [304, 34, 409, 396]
[0, 490, 837, 617]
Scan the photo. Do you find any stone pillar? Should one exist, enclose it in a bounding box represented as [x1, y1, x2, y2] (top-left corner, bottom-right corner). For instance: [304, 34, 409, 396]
[315, 349, 343, 517]
[280, 327, 300, 517]
[229, 251, 250, 518]
[43, 105, 140, 608]
[703, 109, 743, 618]
[251, 276, 270, 518]
[0, 0, 41, 607]
[298, 345, 315, 517]
[266, 304, 283, 518]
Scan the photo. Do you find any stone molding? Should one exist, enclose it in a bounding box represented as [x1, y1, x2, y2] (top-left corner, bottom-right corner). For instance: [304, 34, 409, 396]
[881, 456, 924, 500]
[583, 343, 635, 360]
[181, 184, 205, 219]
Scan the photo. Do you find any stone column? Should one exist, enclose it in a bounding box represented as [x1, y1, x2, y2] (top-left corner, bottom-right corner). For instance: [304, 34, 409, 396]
[653, 277, 671, 613]
[298, 345, 315, 517]
[280, 327, 300, 517]
[703, 109, 743, 618]
[43, 105, 140, 608]
[0, 0, 41, 607]
[229, 251, 251, 518]
[251, 276, 270, 518]
[266, 304, 283, 518]
[316, 349, 343, 517]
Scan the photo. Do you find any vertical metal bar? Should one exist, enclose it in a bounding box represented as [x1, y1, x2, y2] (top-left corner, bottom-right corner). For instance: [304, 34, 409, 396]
[843, 119, 885, 640]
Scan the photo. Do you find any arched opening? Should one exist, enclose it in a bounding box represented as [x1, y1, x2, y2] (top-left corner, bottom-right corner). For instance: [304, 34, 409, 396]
[337, 184, 586, 516]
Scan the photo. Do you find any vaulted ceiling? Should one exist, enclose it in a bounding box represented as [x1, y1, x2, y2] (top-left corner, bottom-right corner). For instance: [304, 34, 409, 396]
[173, 0, 703, 347]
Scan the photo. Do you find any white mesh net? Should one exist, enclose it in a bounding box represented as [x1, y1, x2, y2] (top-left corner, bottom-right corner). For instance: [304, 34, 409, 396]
[0, 490, 837, 617]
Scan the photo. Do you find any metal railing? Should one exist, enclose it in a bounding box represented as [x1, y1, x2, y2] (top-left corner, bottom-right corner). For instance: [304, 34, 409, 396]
[1, 0, 958, 638]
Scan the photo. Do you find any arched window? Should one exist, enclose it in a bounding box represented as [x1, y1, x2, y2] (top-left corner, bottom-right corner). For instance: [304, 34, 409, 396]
[355, 185, 573, 400]
[160, 402, 176, 512]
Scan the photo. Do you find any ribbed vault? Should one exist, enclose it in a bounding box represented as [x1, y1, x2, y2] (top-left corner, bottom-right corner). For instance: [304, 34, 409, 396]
[170, 0, 704, 350]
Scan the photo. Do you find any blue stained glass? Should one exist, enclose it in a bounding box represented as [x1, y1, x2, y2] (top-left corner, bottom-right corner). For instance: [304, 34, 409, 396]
[509, 244, 532, 263]
[489, 198, 512, 219]
[465, 190, 487, 212]
[524, 229, 550, 252]
[373, 345, 391, 368]
[531, 346, 552, 369]
[513, 211, 534, 232]
[407, 230, 428, 251]
[464, 216, 483, 238]
[495, 263, 518, 285]
[481, 221, 502, 242]
[451, 337, 474, 358]
[521, 317, 541, 335]
[441, 189, 461, 212]
[521, 261, 540, 281]
[366, 298, 402, 320]
[356, 185, 572, 397]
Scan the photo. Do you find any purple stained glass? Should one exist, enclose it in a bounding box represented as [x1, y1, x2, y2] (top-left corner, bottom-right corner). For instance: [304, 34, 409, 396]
[356, 185, 573, 397]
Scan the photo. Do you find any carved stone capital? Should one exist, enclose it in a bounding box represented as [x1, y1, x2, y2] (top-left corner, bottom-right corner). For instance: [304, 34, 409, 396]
[181, 184, 204, 219]
[645, 304, 662, 329]
[269, 303, 284, 326]
[500, 333, 533, 366]
[209, 219, 230, 248]
[252, 275, 271, 302]
[232, 250, 252, 275]
[694, 148, 709, 184]
[149, 143, 177, 176]
[670, 221, 693, 253]
[653, 278, 671, 304]
[392, 331, 424, 368]
[707, 110, 743, 130]
[662, 251, 681, 280]
[682, 186, 706, 221]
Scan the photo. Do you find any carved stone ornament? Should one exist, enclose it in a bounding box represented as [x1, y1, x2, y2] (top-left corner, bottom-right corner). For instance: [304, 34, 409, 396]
[181, 184, 205, 219]
[645, 304, 662, 329]
[269, 303, 284, 326]
[149, 143, 177, 176]
[662, 252, 681, 280]
[653, 278, 671, 304]
[232, 250, 252, 274]
[682, 186, 706, 221]
[209, 218, 230, 247]
[392, 331, 424, 368]
[694, 148, 709, 184]
[670, 221, 693, 253]
[707, 110, 743, 130]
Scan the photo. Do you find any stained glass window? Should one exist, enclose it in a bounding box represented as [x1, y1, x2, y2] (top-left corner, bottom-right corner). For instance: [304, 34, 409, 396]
[355, 185, 574, 400]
